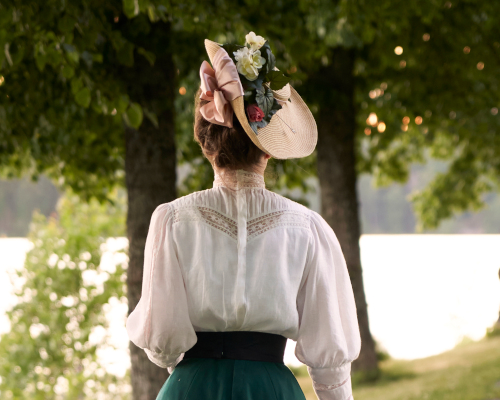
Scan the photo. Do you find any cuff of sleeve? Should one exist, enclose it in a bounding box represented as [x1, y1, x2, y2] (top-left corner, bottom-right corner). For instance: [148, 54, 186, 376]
[308, 363, 352, 400]
[144, 349, 181, 369]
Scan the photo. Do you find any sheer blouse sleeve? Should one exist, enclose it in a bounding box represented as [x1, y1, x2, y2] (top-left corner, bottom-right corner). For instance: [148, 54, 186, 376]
[295, 211, 362, 400]
[126, 204, 197, 369]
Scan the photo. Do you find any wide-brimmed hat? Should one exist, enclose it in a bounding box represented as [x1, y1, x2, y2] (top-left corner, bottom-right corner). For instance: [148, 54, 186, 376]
[202, 39, 317, 160]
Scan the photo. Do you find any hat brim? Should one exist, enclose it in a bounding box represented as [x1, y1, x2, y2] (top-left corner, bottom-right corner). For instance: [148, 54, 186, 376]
[204, 39, 317, 159]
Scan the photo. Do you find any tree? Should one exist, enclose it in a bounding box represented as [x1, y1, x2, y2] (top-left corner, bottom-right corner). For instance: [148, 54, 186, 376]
[0, 1, 188, 397]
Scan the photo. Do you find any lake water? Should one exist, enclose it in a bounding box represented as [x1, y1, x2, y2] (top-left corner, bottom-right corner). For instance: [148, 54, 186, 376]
[1, 235, 499, 375]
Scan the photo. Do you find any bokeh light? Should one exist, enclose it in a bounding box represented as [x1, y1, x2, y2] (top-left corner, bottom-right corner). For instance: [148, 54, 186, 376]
[367, 112, 378, 126]
[415, 116, 423, 125]
[179, 87, 187, 95]
[477, 62, 484, 70]
[377, 122, 386, 132]
[369, 88, 383, 99]
[394, 46, 403, 55]
[402, 116, 410, 125]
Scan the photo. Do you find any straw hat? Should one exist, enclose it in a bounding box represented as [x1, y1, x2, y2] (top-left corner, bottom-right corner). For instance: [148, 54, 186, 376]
[204, 39, 317, 160]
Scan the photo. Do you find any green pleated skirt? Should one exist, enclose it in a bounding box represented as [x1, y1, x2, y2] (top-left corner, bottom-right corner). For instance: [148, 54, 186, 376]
[156, 358, 306, 400]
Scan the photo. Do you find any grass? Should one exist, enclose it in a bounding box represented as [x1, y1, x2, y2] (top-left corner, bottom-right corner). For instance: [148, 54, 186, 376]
[293, 336, 500, 400]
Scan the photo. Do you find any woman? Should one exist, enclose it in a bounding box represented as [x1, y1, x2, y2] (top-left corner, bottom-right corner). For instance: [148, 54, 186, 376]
[126, 33, 361, 400]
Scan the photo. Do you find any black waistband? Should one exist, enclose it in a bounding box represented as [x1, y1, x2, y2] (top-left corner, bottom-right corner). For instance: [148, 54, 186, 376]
[184, 331, 287, 364]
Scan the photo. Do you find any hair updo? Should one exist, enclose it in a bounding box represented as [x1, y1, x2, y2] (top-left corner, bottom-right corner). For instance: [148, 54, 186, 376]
[194, 89, 265, 170]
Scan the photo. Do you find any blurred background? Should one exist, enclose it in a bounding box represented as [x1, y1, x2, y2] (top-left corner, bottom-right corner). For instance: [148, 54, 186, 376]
[1, 1, 499, 400]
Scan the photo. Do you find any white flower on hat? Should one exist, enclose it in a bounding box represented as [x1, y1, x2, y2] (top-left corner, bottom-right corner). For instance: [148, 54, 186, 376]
[245, 32, 266, 51]
[233, 47, 266, 81]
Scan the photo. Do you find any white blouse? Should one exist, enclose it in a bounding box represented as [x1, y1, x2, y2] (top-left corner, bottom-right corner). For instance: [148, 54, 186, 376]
[126, 169, 361, 400]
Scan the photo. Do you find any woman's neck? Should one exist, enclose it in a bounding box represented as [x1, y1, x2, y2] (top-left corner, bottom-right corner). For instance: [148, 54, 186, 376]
[213, 159, 268, 178]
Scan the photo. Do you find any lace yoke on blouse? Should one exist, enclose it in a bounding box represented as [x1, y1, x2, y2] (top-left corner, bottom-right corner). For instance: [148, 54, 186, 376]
[127, 169, 361, 400]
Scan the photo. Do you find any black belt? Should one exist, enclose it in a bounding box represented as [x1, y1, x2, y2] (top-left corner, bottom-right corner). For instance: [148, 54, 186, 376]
[183, 331, 287, 364]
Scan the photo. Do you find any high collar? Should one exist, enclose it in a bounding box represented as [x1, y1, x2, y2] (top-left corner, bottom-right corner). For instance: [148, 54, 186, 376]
[213, 169, 266, 190]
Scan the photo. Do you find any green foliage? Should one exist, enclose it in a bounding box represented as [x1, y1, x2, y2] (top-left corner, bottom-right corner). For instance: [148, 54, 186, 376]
[233, 0, 500, 230]
[0, 1, 132, 200]
[0, 0, 215, 201]
[2, 0, 499, 231]
[0, 190, 130, 399]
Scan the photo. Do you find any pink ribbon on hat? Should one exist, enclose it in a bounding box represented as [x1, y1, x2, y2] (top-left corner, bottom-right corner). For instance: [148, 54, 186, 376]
[199, 48, 244, 128]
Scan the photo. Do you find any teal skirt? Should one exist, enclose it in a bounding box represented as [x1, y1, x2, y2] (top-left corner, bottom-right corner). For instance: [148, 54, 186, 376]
[156, 358, 306, 400]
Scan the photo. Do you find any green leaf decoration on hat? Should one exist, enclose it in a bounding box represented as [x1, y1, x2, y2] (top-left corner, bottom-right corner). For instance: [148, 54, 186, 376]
[256, 86, 274, 116]
[266, 70, 291, 91]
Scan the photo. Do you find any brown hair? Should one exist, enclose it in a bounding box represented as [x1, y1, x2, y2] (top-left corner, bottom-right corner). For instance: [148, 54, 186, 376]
[194, 89, 265, 170]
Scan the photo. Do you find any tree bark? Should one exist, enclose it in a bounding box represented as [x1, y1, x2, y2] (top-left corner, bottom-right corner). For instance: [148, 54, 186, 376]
[312, 48, 379, 374]
[121, 20, 177, 400]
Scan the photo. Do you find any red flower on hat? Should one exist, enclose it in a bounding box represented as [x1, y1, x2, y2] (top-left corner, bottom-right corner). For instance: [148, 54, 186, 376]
[246, 104, 264, 122]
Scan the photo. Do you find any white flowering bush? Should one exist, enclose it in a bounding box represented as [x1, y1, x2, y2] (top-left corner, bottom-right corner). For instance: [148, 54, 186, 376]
[0, 191, 131, 400]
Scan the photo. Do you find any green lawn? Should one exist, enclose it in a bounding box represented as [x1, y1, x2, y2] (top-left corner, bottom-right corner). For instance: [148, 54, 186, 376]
[294, 336, 500, 400]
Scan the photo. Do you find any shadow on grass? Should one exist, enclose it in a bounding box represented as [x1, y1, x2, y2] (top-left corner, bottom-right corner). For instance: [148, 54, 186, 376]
[352, 364, 417, 388]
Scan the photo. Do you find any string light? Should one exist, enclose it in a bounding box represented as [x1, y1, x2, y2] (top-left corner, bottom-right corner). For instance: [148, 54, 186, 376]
[415, 116, 423, 125]
[477, 62, 484, 70]
[394, 46, 403, 55]
[402, 116, 410, 125]
[364, 127, 371, 135]
[179, 87, 187, 95]
[377, 122, 386, 132]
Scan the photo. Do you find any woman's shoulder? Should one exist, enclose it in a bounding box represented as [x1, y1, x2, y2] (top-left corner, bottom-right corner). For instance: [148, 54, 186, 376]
[156, 188, 216, 210]
[262, 189, 313, 215]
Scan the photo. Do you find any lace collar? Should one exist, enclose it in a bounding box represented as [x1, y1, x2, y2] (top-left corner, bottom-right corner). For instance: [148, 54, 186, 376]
[213, 169, 266, 190]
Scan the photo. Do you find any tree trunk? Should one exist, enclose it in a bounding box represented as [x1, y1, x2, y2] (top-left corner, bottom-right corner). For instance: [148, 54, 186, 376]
[312, 48, 379, 374]
[121, 20, 177, 400]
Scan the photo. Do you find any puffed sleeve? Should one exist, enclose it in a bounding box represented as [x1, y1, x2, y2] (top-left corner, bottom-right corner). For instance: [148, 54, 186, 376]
[295, 211, 361, 400]
[126, 204, 197, 369]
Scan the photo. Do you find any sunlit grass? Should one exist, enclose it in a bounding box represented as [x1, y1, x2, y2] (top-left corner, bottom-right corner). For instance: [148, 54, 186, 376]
[293, 336, 500, 400]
